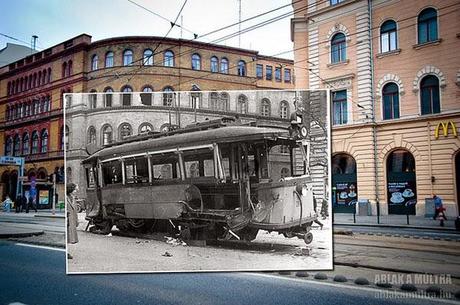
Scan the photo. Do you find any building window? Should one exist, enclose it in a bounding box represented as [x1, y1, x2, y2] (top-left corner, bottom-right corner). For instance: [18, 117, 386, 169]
[143, 49, 153, 65]
[13, 135, 20, 156]
[141, 86, 153, 105]
[280, 101, 289, 119]
[102, 125, 113, 145]
[210, 92, 219, 110]
[420, 75, 440, 115]
[275, 67, 281, 82]
[220, 58, 229, 74]
[67, 60, 73, 76]
[261, 99, 271, 117]
[330, 0, 345, 5]
[121, 86, 133, 106]
[123, 49, 133, 66]
[331, 32, 346, 63]
[40, 129, 48, 153]
[119, 123, 132, 140]
[284, 68, 291, 83]
[266, 66, 272, 80]
[332, 90, 348, 125]
[105, 51, 114, 68]
[191, 53, 201, 70]
[62, 62, 67, 78]
[139, 123, 153, 134]
[87, 127, 96, 145]
[210, 56, 218, 73]
[380, 20, 397, 53]
[418, 8, 438, 44]
[22, 133, 29, 155]
[163, 87, 175, 106]
[191, 92, 201, 109]
[5, 137, 12, 156]
[164, 50, 174, 67]
[238, 95, 248, 114]
[219, 93, 229, 112]
[89, 91, 97, 109]
[256, 64, 263, 79]
[47, 67, 51, 83]
[237, 61, 246, 76]
[91, 54, 98, 71]
[64, 125, 70, 151]
[382, 83, 400, 120]
[104, 87, 113, 107]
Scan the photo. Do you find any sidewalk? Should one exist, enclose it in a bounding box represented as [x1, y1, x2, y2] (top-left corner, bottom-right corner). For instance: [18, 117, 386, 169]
[0, 209, 65, 219]
[333, 213, 458, 231]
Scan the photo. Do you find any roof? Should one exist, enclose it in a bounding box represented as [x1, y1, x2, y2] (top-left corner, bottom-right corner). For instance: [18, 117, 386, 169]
[0, 43, 36, 66]
[85, 125, 290, 162]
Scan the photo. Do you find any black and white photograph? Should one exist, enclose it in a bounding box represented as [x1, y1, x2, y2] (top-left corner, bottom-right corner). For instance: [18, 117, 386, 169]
[64, 89, 332, 273]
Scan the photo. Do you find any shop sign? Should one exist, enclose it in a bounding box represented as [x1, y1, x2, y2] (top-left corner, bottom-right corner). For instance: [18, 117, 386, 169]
[387, 182, 416, 206]
[434, 121, 458, 139]
[332, 182, 357, 206]
[39, 190, 49, 205]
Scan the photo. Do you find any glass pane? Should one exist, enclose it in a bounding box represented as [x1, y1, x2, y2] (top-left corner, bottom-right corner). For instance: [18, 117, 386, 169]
[393, 94, 400, 119]
[381, 33, 389, 53]
[389, 31, 397, 50]
[429, 19, 438, 41]
[383, 95, 392, 120]
[418, 24, 427, 43]
[421, 88, 431, 114]
[432, 87, 440, 113]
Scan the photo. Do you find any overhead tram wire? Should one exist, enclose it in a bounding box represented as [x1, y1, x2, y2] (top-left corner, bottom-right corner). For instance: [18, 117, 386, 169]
[87, 0, 327, 90]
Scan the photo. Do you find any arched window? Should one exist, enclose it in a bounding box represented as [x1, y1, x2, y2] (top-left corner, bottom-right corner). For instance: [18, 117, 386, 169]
[261, 99, 271, 117]
[105, 51, 114, 68]
[5, 137, 12, 156]
[280, 101, 289, 119]
[91, 54, 98, 71]
[380, 20, 397, 53]
[237, 60, 246, 76]
[62, 62, 67, 78]
[121, 85, 133, 106]
[237, 95, 248, 114]
[220, 58, 229, 74]
[141, 86, 153, 105]
[123, 49, 133, 66]
[162, 86, 175, 106]
[87, 126, 96, 145]
[143, 49, 153, 65]
[418, 8, 438, 44]
[31, 131, 39, 154]
[420, 75, 440, 115]
[64, 125, 70, 151]
[382, 83, 399, 120]
[13, 135, 20, 156]
[102, 125, 113, 145]
[42, 70, 47, 84]
[47, 68, 51, 83]
[280, 168, 290, 178]
[104, 87, 113, 107]
[40, 129, 48, 153]
[139, 123, 153, 134]
[37, 72, 41, 86]
[210, 92, 219, 110]
[210, 56, 218, 73]
[67, 60, 73, 76]
[119, 123, 132, 140]
[191, 53, 201, 70]
[219, 93, 229, 111]
[22, 133, 29, 155]
[164, 50, 174, 67]
[331, 32, 346, 63]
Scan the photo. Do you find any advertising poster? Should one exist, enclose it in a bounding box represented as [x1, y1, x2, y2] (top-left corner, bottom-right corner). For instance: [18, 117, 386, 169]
[39, 190, 49, 205]
[332, 182, 357, 207]
[387, 182, 416, 206]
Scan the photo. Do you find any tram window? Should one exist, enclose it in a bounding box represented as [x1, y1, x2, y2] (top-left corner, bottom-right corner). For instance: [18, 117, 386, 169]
[86, 167, 96, 188]
[152, 164, 175, 180]
[124, 157, 149, 184]
[185, 161, 200, 178]
[222, 158, 230, 177]
[102, 160, 122, 185]
[204, 159, 214, 177]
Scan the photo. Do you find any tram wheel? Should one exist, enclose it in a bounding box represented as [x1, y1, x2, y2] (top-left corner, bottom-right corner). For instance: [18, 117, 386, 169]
[303, 232, 313, 245]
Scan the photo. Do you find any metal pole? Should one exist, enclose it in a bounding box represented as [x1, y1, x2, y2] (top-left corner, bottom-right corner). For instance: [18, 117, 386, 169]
[52, 173, 56, 215]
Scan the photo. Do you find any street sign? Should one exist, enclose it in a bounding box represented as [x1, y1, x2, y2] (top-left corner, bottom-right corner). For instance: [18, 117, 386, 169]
[0, 156, 24, 166]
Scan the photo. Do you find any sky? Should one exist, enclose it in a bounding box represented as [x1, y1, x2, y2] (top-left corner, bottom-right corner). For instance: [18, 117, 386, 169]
[0, 0, 294, 59]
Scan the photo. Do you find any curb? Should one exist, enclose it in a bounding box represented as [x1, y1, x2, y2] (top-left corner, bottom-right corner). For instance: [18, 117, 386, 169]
[34, 214, 65, 219]
[7, 238, 65, 249]
[0, 230, 44, 238]
[353, 231, 459, 242]
[334, 222, 457, 231]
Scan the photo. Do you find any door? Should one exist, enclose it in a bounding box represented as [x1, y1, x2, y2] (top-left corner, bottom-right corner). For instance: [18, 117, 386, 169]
[332, 154, 358, 213]
[387, 150, 416, 215]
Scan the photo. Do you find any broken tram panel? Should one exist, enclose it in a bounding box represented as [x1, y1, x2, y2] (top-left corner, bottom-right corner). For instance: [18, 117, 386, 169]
[82, 117, 318, 244]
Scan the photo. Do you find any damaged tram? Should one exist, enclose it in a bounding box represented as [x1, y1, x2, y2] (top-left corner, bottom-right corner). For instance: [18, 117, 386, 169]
[82, 117, 319, 244]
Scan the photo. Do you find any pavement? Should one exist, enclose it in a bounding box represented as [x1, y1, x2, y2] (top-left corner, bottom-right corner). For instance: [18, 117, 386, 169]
[334, 213, 458, 231]
[0, 209, 64, 238]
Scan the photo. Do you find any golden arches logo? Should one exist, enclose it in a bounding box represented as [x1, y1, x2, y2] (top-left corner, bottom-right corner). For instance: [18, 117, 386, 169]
[434, 121, 458, 139]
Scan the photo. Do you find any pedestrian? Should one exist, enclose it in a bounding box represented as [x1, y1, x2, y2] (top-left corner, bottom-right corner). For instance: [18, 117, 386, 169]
[433, 194, 447, 227]
[66, 183, 79, 259]
[313, 196, 323, 229]
[27, 194, 37, 213]
[15, 194, 23, 213]
[2, 195, 12, 212]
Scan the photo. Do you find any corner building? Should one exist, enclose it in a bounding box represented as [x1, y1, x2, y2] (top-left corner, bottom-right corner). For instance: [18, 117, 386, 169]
[291, 0, 460, 216]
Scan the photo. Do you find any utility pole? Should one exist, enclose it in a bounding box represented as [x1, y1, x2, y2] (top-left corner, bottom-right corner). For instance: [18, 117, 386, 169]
[52, 173, 56, 215]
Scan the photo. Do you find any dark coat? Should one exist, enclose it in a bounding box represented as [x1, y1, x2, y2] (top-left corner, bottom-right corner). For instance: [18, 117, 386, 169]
[67, 195, 79, 244]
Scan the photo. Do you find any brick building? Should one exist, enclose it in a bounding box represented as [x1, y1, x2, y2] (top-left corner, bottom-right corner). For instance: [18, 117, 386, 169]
[291, 0, 460, 216]
[0, 34, 296, 205]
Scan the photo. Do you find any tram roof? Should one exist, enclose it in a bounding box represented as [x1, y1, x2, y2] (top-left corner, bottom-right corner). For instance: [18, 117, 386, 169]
[83, 125, 290, 163]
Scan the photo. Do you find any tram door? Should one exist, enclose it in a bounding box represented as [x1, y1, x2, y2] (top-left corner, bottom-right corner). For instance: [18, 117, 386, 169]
[332, 154, 357, 213]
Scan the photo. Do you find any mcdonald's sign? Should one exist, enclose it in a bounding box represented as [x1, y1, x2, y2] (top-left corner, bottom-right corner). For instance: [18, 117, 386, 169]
[434, 121, 458, 139]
